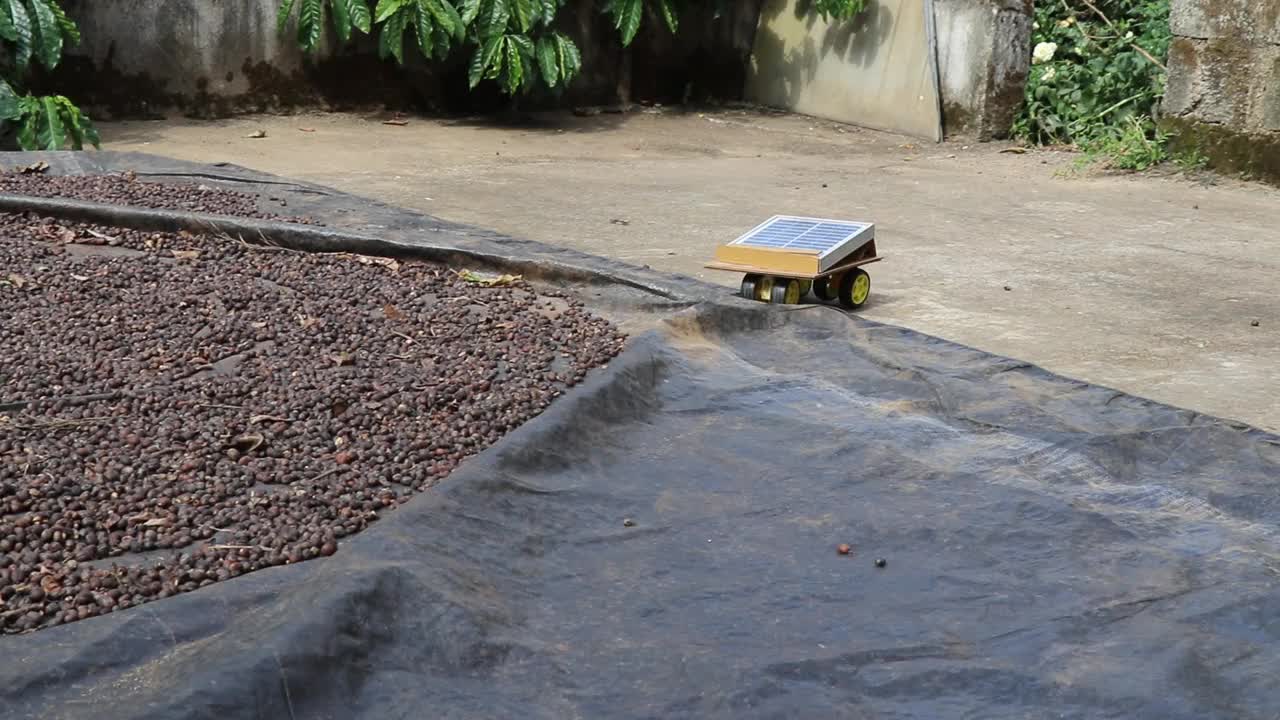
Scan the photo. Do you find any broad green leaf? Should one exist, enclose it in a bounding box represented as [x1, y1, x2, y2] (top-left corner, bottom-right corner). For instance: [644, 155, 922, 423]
[412, 1, 434, 56]
[340, 0, 373, 32]
[375, 0, 406, 22]
[38, 95, 65, 150]
[484, 32, 504, 77]
[535, 0, 556, 26]
[424, 0, 463, 39]
[536, 36, 558, 87]
[297, 0, 324, 51]
[0, 78, 18, 120]
[510, 0, 533, 32]
[481, 0, 508, 37]
[55, 97, 85, 149]
[655, 0, 677, 33]
[379, 8, 408, 62]
[26, 0, 61, 69]
[0, 0, 16, 42]
[7, 0, 31, 70]
[46, 0, 78, 45]
[469, 34, 502, 86]
[468, 41, 486, 87]
[431, 23, 450, 58]
[17, 112, 36, 150]
[555, 32, 580, 78]
[458, 0, 481, 25]
[503, 37, 522, 94]
[277, 0, 297, 33]
[616, 0, 642, 46]
[509, 32, 533, 56]
[329, 0, 353, 41]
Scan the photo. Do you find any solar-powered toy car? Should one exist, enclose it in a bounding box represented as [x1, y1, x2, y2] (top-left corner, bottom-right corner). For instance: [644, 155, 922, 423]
[704, 215, 882, 308]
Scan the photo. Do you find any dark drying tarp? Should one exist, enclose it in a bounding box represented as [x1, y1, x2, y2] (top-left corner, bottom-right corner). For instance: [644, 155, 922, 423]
[3, 153, 1280, 720]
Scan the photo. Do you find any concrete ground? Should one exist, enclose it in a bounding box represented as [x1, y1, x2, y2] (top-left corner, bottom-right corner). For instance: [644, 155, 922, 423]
[99, 109, 1280, 432]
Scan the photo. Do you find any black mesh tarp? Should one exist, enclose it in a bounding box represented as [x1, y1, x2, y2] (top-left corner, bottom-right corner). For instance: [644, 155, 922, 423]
[2, 153, 1278, 720]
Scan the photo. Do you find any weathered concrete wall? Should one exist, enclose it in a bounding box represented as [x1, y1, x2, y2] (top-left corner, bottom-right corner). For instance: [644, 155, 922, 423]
[45, 0, 1022, 137]
[43, 0, 762, 119]
[745, 0, 1030, 140]
[746, 0, 945, 142]
[1164, 0, 1280, 182]
[934, 0, 1032, 139]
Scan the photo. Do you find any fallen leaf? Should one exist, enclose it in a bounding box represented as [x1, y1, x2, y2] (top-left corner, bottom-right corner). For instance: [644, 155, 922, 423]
[1000, 147, 1028, 154]
[354, 255, 401, 271]
[299, 127, 316, 133]
[57, 227, 78, 243]
[457, 269, 521, 287]
[333, 352, 355, 367]
[5, 273, 27, 289]
[18, 161, 49, 174]
[383, 304, 405, 321]
[297, 315, 319, 330]
[610, 218, 630, 226]
[143, 518, 171, 527]
[230, 433, 265, 453]
[86, 228, 117, 242]
[171, 250, 200, 260]
[249, 414, 293, 424]
[245, 130, 267, 139]
[70, 274, 90, 281]
[382, 119, 409, 126]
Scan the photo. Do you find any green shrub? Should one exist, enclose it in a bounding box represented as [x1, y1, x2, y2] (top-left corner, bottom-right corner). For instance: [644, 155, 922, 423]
[0, 0, 98, 150]
[277, 0, 867, 96]
[1013, 0, 1169, 170]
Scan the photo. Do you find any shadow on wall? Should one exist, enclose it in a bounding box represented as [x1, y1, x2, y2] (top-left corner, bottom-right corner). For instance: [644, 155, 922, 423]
[750, 0, 896, 111]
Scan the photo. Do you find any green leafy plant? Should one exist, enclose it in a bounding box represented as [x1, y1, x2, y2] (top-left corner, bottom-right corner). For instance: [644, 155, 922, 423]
[1013, 0, 1169, 170]
[0, 1, 97, 149]
[277, 0, 867, 96]
[0, 0, 99, 150]
[1077, 115, 1167, 170]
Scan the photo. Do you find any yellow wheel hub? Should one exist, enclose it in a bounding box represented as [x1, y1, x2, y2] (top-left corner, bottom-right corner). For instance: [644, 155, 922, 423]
[784, 280, 801, 304]
[851, 273, 870, 304]
[757, 276, 775, 302]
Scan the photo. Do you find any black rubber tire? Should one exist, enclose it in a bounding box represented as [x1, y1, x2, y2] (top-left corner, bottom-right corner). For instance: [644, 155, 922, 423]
[838, 268, 871, 310]
[741, 274, 760, 301]
[770, 278, 800, 305]
[813, 275, 839, 302]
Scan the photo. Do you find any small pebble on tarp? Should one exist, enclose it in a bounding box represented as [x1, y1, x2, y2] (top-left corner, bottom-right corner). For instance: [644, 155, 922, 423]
[874, 558, 887, 568]
[623, 518, 636, 527]
[1251, 320, 1260, 327]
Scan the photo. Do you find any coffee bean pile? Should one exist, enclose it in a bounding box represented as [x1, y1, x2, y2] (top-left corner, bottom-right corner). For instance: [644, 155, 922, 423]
[0, 211, 626, 634]
[0, 171, 315, 223]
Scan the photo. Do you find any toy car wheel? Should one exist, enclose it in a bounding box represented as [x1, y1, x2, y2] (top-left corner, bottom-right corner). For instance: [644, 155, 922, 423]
[839, 268, 871, 309]
[813, 275, 839, 302]
[740, 274, 760, 300]
[770, 278, 802, 305]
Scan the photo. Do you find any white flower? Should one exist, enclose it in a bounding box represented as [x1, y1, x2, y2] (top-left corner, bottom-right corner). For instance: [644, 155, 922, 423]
[1033, 21, 1040, 29]
[1124, 30, 1134, 39]
[1042, 66, 1057, 81]
[1033, 42, 1058, 64]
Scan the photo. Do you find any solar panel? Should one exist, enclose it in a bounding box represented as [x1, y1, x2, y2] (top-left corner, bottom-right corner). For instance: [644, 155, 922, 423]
[726, 215, 874, 272]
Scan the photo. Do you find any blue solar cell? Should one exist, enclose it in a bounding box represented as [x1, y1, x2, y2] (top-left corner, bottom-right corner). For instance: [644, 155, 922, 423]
[730, 216, 872, 260]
